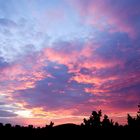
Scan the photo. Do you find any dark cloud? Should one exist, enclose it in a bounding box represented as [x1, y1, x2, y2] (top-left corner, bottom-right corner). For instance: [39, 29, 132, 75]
[0, 110, 17, 117]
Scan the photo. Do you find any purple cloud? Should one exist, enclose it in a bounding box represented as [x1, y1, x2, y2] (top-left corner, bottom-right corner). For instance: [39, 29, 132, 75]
[0, 110, 17, 117]
[0, 0, 140, 126]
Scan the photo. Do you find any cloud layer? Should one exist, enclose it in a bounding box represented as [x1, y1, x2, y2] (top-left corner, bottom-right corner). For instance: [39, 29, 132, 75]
[0, 0, 140, 126]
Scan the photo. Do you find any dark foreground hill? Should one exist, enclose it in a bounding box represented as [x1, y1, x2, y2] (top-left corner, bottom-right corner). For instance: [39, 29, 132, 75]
[0, 123, 139, 139]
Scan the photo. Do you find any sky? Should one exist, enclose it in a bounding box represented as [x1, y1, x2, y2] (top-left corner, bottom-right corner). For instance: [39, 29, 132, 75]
[0, 0, 140, 126]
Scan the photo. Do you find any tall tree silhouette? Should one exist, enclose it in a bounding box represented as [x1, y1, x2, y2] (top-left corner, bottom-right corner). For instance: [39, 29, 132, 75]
[136, 103, 140, 127]
[102, 115, 114, 128]
[45, 121, 54, 128]
[82, 110, 102, 128]
[127, 114, 135, 127]
[48, 121, 54, 128]
[0, 123, 3, 128]
[127, 103, 140, 128]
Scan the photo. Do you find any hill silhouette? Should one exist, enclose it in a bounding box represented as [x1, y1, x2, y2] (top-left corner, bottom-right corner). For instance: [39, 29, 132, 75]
[0, 104, 140, 139]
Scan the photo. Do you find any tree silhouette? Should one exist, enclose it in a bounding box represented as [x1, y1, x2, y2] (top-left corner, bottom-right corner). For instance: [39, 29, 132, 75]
[114, 122, 119, 128]
[28, 125, 33, 129]
[49, 121, 54, 127]
[45, 121, 54, 128]
[82, 110, 102, 128]
[102, 115, 114, 128]
[127, 103, 140, 128]
[136, 103, 140, 127]
[5, 123, 12, 128]
[0, 123, 3, 128]
[127, 114, 135, 127]
[15, 125, 21, 129]
[82, 110, 120, 128]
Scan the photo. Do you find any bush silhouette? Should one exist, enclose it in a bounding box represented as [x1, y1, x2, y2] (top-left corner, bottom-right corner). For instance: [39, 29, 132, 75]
[82, 110, 115, 128]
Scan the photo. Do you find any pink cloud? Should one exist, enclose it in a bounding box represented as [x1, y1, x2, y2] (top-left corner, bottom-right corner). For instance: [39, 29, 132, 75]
[42, 41, 123, 74]
[70, 0, 140, 38]
[0, 53, 52, 93]
[1, 35, 139, 125]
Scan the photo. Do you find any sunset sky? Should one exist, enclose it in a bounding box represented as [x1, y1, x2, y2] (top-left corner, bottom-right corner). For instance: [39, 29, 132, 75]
[0, 0, 140, 126]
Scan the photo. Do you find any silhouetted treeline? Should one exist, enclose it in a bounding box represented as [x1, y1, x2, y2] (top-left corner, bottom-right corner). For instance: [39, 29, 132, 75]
[0, 104, 140, 139]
